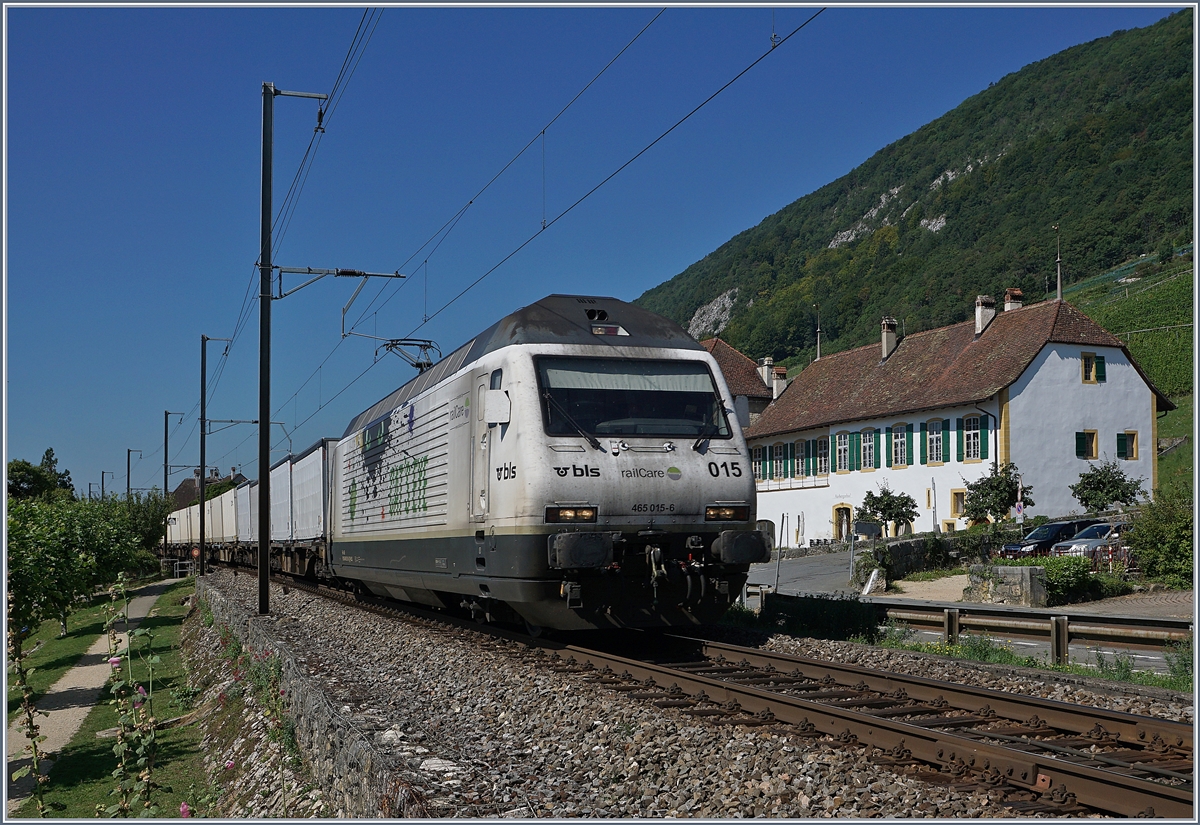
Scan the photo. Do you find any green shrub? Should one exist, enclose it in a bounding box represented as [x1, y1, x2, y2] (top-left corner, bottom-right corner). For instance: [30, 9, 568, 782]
[994, 556, 1093, 606]
[1125, 485, 1193, 587]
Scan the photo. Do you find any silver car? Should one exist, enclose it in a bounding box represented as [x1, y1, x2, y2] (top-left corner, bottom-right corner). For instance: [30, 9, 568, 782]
[1050, 522, 1127, 557]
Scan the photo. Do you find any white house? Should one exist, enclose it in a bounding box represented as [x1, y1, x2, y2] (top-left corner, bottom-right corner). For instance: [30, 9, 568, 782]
[743, 292, 1173, 545]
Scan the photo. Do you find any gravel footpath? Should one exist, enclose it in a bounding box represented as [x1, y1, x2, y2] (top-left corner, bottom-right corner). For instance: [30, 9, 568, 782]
[191, 570, 1190, 818]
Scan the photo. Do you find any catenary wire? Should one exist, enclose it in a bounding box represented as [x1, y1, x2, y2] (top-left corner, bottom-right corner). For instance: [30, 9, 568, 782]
[264, 10, 664, 444]
[238, 9, 824, 469]
[406, 8, 826, 336]
[347, 8, 666, 333]
[207, 9, 822, 479]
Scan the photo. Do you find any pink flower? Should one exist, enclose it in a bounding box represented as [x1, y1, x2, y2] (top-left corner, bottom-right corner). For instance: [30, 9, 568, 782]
[180, 802, 191, 818]
[137, 685, 147, 696]
[279, 688, 286, 696]
[225, 759, 235, 770]
[109, 657, 122, 668]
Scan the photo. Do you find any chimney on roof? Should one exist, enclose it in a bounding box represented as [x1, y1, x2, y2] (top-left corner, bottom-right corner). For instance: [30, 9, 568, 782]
[772, 366, 788, 399]
[881, 317, 898, 360]
[975, 295, 997, 336]
[758, 356, 774, 387]
[1003, 287, 1024, 311]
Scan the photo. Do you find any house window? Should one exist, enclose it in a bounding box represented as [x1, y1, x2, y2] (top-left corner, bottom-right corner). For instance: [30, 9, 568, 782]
[964, 416, 980, 461]
[1118, 431, 1138, 460]
[927, 420, 943, 464]
[752, 447, 763, 480]
[1075, 430, 1098, 460]
[816, 438, 830, 475]
[773, 443, 785, 479]
[793, 441, 806, 477]
[861, 429, 874, 469]
[950, 489, 967, 518]
[836, 433, 849, 472]
[891, 425, 907, 467]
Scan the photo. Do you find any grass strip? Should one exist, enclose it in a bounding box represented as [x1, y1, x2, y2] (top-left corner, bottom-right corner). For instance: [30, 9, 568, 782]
[11, 578, 209, 819]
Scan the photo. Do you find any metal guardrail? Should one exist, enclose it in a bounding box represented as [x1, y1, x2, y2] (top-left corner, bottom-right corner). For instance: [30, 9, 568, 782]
[760, 591, 1193, 664]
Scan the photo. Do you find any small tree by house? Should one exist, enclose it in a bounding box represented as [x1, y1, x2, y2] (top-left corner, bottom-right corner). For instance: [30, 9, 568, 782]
[858, 481, 918, 537]
[1125, 484, 1192, 588]
[962, 462, 1034, 525]
[1069, 459, 1145, 512]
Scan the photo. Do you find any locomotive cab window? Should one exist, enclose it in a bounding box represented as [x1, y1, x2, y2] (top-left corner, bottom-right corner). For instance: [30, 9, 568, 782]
[536, 356, 730, 439]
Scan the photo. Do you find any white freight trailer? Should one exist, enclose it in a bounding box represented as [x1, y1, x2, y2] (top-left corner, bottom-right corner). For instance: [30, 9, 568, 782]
[269, 458, 292, 544]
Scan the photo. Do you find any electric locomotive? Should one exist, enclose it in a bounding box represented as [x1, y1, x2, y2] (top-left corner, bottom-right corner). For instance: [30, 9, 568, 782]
[329, 294, 769, 630]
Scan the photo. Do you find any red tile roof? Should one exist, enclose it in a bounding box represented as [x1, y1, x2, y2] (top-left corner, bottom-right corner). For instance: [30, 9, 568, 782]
[701, 338, 773, 399]
[747, 300, 1173, 438]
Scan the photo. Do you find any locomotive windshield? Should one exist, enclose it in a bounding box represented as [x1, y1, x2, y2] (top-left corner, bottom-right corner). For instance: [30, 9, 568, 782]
[536, 357, 731, 439]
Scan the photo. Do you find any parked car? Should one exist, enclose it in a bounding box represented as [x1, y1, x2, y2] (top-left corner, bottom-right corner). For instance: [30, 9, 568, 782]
[1049, 522, 1128, 557]
[997, 519, 1104, 559]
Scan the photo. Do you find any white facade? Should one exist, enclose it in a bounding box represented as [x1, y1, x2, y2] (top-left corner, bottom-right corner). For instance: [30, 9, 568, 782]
[752, 400, 1001, 545]
[1006, 342, 1156, 517]
[751, 341, 1158, 546]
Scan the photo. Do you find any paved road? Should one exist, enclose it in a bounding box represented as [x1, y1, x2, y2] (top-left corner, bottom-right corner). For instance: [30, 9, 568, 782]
[748, 550, 859, 596]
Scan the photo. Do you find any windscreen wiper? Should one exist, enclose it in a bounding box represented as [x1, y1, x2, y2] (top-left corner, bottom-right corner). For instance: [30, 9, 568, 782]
[693, 394, 729, 452]
[543, 392, 604, 452]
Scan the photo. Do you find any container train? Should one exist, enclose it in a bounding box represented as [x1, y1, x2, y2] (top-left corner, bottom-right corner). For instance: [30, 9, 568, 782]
[165, 294, 769, 630]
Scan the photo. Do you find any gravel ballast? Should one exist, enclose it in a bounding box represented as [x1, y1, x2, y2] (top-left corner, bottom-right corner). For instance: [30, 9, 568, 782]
[187, 570, 1190, 818]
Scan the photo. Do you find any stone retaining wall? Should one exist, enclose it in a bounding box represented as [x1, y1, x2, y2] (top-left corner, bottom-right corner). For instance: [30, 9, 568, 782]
[195, 579, 416, 818]
[962, 565, 1047, 608]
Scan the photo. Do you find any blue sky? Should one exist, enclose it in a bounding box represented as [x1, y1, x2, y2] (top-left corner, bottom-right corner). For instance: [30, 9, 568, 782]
[4, 5, 1182, 498]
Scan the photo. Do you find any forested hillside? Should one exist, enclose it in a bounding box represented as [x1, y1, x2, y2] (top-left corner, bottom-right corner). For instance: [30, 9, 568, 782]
[635, 10, 1192, 372]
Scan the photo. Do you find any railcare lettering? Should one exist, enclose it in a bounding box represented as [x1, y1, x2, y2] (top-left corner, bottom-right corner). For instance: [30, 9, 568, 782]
[388, 455, 429, 517]
[621, 468, 666, 479]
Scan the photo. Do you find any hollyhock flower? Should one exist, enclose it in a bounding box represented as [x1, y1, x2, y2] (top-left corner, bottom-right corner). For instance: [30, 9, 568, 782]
[109, 657, 122, 668]
[225, 759, 235, 770]
[137, 685, 147, 696]
[180, 802, 191, 818]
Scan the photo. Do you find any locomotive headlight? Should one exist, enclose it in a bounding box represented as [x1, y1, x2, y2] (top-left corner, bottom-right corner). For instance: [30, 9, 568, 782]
[705, 505, 749, 522]
[545, 506, 598, 523]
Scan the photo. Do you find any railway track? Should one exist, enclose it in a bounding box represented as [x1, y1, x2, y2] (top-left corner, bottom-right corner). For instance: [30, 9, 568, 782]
[552, 635, 1192, 818]
[235, 571, 1194, 818]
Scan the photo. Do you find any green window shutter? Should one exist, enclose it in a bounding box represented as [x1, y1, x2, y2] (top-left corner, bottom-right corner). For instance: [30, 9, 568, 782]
[885, 429, 893, 467]
[979, 417, 989, 460]
[956, 418, 964, 462]
[1116, 433, 1127, 459]
[906, 423, 914, 464]
[786, 442, 794, 477]
[1095, 356, 1106, 382]
[919, 423, 927, 465]
[804, 440, 811, 476]
[873, 429, 881, 469]
[1076, 431, 1086, 458]
[768, 446, 774, 479]
[851, 431, 861, 470]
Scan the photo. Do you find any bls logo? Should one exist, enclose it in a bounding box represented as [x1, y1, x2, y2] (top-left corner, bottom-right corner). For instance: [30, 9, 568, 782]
[553, 465, 600, 478]
[495, 463, 517, 481]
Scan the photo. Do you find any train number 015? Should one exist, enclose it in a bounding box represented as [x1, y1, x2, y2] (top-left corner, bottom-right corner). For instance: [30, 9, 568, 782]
[707, 461, 742, 478]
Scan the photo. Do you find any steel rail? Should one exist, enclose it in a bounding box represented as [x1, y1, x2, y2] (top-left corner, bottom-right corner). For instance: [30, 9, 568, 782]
[682, 637, 1192, 748]
[549, 642, 1192, 818]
